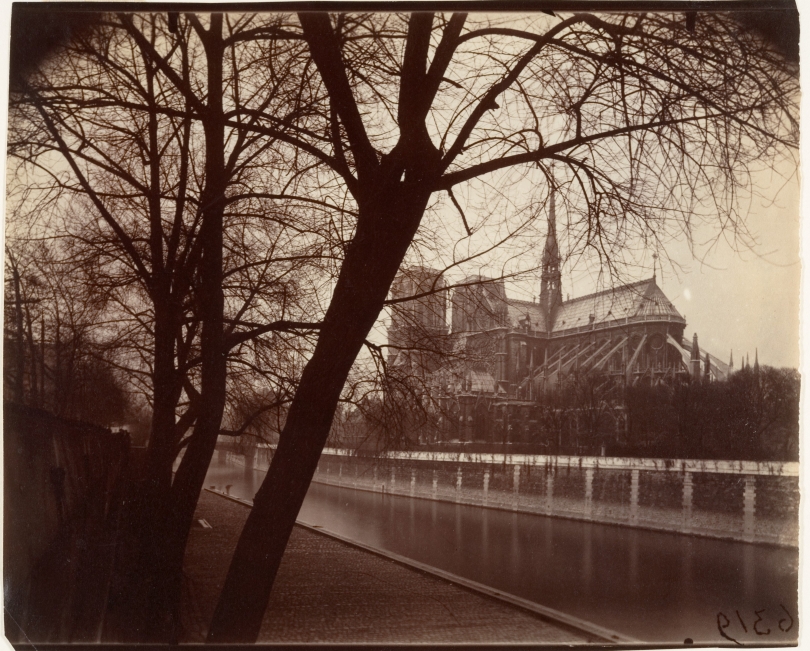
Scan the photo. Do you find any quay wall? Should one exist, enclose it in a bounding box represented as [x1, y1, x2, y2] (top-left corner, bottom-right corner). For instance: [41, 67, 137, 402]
[230, 447, 798, 547]
[4, 403, 130, 637]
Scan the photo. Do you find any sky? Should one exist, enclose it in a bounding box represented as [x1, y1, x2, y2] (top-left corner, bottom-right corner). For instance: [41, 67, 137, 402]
[372, 156, 801, 371]
[559, 161, 802, 370]
[654, 175, 800, 370]
[367, 11, 804, 373]
[0, 4, 802, 375]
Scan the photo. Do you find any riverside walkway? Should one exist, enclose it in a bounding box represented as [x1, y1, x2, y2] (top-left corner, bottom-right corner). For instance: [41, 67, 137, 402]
[181, 490, 604, 644]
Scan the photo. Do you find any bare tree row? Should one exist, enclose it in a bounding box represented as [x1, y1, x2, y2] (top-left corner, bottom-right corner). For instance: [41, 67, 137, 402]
[7, 8, 798, 642]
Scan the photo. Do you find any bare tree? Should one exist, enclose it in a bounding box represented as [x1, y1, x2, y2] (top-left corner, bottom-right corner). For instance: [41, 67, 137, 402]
[201, 10, 797, 640]
[8, 12, 328, 639]
[8, 7, 798, 641]
[3, 236, 134, 420]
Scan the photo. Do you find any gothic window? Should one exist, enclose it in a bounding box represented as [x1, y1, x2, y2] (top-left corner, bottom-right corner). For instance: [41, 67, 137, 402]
[649, 333, 665, 370]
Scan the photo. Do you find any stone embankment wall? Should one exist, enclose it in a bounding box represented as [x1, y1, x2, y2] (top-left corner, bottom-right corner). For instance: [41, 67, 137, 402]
[291, 449, 798, 547]
[4, 403, 130, 639]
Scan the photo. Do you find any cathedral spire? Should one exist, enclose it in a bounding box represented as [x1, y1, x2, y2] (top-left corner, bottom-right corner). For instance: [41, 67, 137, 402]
[729, 349, 734, 370]
[754, 348, 760, 374]
[540, 189, 563, 331]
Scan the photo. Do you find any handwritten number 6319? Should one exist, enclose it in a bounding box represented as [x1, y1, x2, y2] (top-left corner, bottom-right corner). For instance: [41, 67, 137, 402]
[717, 605, 794, 645]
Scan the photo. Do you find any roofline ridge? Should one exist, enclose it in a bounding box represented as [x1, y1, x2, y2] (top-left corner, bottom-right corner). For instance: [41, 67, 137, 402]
[459, 273, 502, 282]
[400, 264, 444, 274]
[561, 276, 654, 306]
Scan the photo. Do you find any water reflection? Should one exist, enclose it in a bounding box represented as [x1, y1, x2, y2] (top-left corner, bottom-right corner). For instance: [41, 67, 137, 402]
[481, 508, 489, 558]
[204, 458, 798, 645]
[243, 463, 256, 496]
[628, 529, 638, 591]
[581, 523, 592, 598]
[743, 544, 755, 601]
[455, 506, 463, 555]
[510, 513, 520, 583]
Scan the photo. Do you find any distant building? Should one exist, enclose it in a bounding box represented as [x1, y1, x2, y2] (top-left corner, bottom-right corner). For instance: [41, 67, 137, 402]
[387, 267, 449, 377]
[387, 194, 731, 445]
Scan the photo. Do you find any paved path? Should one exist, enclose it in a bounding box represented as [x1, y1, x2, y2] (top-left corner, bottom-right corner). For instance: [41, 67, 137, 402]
[181, 490, 596, 644]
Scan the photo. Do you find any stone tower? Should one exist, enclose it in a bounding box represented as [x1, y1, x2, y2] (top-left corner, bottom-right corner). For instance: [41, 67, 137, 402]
[387, 267, 448, 372]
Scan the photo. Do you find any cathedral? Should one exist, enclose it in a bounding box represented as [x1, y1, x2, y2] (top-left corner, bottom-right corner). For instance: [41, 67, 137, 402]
[386, 196, 732, 446]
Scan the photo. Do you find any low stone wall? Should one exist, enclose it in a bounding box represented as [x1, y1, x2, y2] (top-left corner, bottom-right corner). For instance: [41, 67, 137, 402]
[4, 403, 130, 640]
[295, 450, 797, 547]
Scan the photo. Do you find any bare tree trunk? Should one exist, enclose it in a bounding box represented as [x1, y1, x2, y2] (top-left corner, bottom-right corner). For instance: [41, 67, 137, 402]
[11, 262, 25, 403]
[205, 12, 450, 639]
[207, 170, 435, 640]
[133, 298, 183, 640]
[39, 316, 46, 406]
[116, 33, 188, 640]
[145, 15, 228, 640]
[25, 304, 38, 405]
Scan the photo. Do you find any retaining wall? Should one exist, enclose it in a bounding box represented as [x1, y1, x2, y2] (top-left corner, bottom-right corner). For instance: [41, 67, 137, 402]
[4, 403, 130, 640]
[315, 451, 798, 547]
[231, 447, 798, 547]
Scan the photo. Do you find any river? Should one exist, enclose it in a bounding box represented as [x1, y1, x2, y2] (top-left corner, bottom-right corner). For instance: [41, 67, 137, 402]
[203, 456, 798, 645]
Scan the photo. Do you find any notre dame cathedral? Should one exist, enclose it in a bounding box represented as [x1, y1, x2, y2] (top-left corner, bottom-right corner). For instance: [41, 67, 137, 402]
[386, 195, 733, 447]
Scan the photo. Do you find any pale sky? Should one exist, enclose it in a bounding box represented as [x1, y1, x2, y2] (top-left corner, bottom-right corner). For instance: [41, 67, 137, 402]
[0, 5, 802, 374]
[655, 182, 801, 371]
[559, 161, 802, 370]
[373, 158, 801, 371]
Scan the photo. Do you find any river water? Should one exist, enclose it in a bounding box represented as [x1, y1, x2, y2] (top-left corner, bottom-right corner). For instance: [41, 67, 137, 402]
[203, 456, 798, 645]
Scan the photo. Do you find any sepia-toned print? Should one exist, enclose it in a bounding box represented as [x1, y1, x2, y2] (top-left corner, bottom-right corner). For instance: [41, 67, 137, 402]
[4, 2, 800, 647]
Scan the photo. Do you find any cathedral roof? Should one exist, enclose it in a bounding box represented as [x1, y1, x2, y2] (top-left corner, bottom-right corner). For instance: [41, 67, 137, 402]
[505, 299, 547, 331]
[551, 277, 684, 333]
[460, 276, 684, 335]
[468, 370, 497, 393]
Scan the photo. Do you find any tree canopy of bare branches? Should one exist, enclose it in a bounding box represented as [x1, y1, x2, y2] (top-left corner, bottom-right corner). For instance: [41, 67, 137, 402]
[7, 7, 798, 644]
[203, 10, 797, 641]
[8, 13, 332, 639]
